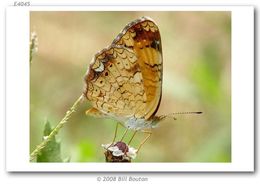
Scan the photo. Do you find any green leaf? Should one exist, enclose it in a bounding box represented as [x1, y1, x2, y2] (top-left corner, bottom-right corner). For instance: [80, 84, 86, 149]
[36, 120, 63, 162]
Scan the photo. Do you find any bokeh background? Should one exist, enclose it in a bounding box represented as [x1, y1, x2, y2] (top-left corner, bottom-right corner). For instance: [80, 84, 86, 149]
[30, 11, 231, 162]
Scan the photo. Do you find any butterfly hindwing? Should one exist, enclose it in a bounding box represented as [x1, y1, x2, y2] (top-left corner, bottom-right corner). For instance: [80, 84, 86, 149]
[84, 45, 144, 118]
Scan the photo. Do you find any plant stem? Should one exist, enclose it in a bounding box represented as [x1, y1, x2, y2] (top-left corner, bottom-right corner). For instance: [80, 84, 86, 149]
[30, 94, 84, 162]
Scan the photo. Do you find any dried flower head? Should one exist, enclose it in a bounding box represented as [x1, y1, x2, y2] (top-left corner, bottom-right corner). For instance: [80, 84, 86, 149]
[30, 31, 38, 53]
[30, 31, 38, 65]
[102, 141, 137, 162]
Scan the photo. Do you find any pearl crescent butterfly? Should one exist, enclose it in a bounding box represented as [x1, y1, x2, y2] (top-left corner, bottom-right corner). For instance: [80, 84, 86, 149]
[83, 17, 162, 130]
[83, 17, 200, 131]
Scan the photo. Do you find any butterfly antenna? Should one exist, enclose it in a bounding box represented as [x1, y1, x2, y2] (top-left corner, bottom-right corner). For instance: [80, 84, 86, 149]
[158, 111, 202, 121]
[170, 111, 202, 115]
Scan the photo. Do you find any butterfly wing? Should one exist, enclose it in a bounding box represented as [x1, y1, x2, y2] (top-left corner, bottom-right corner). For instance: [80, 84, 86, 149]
[84, 17, 162, 120]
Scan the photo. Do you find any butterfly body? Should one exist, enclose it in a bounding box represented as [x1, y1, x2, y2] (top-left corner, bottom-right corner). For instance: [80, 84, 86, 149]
[124, 115, 161, 130]
[84, 17, 163, 131]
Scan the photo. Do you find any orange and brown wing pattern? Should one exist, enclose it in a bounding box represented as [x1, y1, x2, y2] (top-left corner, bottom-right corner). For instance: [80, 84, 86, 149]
[84, 17, 162, 120]
[84, 45, 143, 118]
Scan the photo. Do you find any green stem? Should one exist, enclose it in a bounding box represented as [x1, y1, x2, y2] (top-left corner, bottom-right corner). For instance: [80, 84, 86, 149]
[30, 94, 84, 162]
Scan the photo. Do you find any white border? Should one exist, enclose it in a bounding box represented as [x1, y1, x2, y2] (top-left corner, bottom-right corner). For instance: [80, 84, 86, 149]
[5, 6, 254, 172]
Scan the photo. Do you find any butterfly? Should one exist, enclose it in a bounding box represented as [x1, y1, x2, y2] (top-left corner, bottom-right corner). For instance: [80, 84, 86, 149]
[83, 17, 201, 150]
[83, 16, 164, 130]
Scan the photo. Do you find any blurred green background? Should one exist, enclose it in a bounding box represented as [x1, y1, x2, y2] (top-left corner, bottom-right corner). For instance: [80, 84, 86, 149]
[30, 11, 231, 162]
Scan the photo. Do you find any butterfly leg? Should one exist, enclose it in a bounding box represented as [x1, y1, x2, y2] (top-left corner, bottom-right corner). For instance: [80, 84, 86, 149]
[109, 122, 119, 146]
[128, 130, 138, 145]
[120, 127, 129, 141]
[137, 129, 152, 153]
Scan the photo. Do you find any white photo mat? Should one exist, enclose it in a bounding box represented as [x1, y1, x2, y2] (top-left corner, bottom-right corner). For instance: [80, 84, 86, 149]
[5, 6, 254, 172]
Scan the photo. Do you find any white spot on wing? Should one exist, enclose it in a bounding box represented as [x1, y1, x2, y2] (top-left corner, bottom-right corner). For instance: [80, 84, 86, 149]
[95, 61, 104, 72]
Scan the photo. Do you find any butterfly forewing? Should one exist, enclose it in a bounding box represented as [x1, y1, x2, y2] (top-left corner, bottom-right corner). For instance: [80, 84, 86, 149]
[84, 17, 163, 121]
